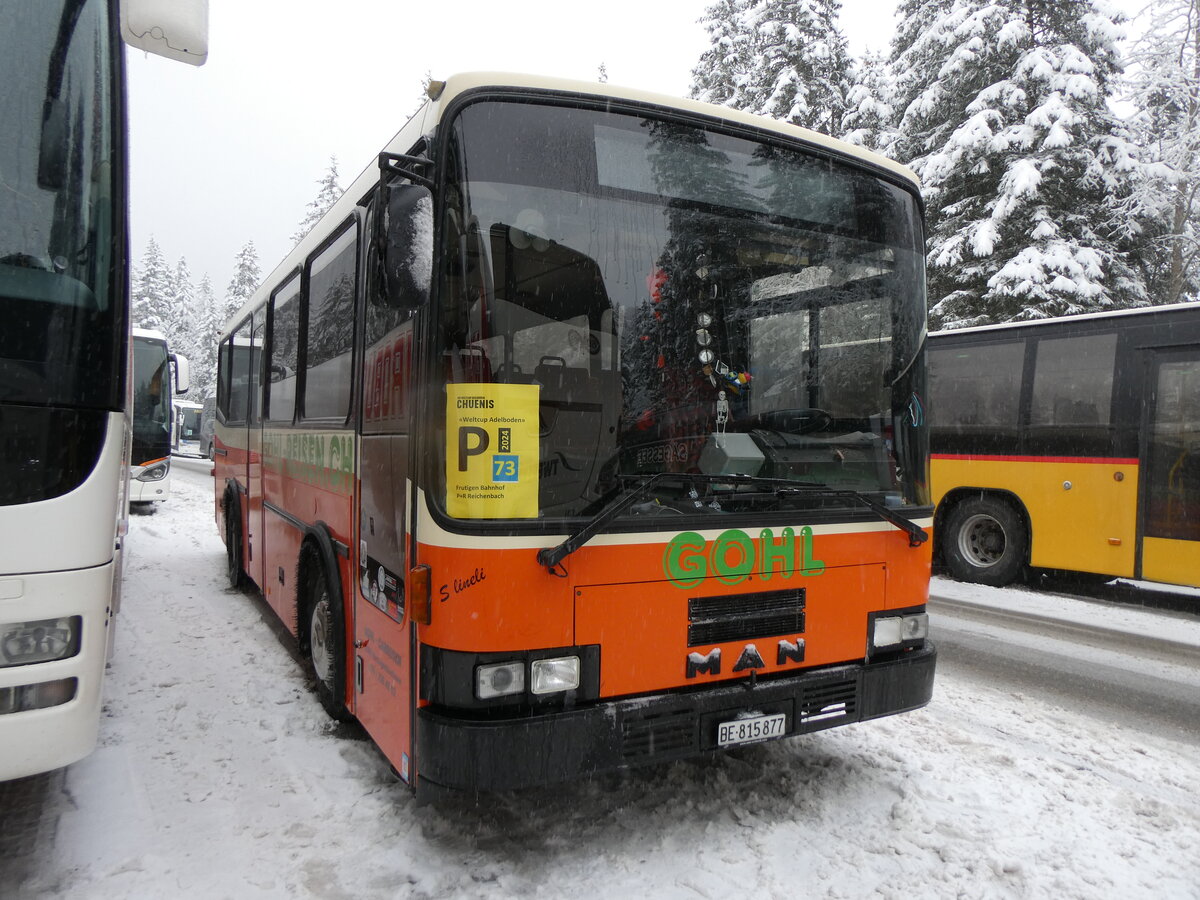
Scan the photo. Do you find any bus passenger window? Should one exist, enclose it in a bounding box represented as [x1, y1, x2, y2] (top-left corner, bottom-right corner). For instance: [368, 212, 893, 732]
[304, 224, 357, 421]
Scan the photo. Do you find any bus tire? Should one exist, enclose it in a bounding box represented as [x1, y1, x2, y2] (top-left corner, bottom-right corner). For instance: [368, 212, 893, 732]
[305, 562, 352, 722]
[942, 496, 1027, 587]
[225, 495, 246, 589]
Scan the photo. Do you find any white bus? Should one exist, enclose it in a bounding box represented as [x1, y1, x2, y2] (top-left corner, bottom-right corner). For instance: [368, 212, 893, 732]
[0, 1, 206, 782]
[130, 327, 190, 503]
[173, 398, 205, 457]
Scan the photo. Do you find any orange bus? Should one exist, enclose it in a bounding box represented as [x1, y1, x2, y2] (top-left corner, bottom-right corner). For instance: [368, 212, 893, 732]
[213, 73, 936, 799]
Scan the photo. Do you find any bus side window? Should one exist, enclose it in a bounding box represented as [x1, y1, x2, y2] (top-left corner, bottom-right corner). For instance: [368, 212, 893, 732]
[303, 222, 357, 422]
[266, 275, 300, 424]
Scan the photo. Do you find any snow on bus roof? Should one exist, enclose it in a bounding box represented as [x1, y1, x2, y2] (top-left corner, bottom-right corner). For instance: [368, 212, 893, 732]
[930, 301, 1200, 339]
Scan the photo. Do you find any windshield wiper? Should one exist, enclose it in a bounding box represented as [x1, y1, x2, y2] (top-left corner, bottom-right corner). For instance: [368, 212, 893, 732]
[536, 472, 927, 573]
[536, 472, 727, 572]
[773, 485, 929, 547]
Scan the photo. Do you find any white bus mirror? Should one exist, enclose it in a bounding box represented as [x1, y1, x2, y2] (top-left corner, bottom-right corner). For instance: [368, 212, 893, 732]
[171, 354, 191, 395]
[382, 184, 433, 311]
[121, 0, 209, 66]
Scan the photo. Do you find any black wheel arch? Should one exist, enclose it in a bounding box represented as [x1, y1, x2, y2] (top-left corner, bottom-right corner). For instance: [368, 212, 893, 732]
[296, 521, 345, 651]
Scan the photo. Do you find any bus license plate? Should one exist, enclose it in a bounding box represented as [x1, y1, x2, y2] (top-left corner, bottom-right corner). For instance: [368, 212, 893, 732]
[717, 712, 787, 747]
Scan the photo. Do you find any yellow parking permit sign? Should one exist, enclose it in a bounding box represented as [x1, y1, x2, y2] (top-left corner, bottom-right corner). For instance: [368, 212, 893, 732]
[446, 383, 540, 518]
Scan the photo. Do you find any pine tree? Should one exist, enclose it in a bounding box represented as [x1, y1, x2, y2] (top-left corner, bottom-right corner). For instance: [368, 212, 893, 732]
[224, 241, 261, 325]
[291, 157, 343, 246]
[841, 50, 897, 152]
[131, 236, 173, 331]
[691, 0, 852, 136]
[1122, 0, 1200, 304]
[167, 257, 196, 360]
[691, 0, 757, 110]
[890, 0, 1144, 328]
[191, 275, 220, 401]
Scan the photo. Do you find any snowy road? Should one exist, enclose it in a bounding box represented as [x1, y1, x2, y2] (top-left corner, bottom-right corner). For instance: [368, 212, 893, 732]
[930, 592, 1200, 746]
[2, 458, 1199, 899]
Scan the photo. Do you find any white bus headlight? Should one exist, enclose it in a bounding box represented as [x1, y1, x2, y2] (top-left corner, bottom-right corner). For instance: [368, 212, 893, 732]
[135, 459, 170, 482]
[476, 661, 525, 699]
[872, 613, 928, 650]
[1, 616, 82, 667]
[531, 656, 580, 694]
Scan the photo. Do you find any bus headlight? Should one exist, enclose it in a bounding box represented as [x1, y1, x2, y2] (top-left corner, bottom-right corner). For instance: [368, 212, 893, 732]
[872, 613, 928, 649]
[476, 661, 525, 699]
[1, 616, 82, 667]
[135, 459, 170, 482]
[531, 656, 580, 694]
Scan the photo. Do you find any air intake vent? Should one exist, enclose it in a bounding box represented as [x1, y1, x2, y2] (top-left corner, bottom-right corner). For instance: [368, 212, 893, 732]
[621, 709, 696, 761]
[797, 678, 857, 728]
[688, 588, 805, 647]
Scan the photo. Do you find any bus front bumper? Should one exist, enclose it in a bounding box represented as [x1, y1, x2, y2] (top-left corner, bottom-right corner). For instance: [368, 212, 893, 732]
[415, 643, 936, 798]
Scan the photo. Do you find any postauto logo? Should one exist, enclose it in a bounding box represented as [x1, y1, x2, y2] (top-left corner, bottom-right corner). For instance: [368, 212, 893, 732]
[662, 527, 824, 588]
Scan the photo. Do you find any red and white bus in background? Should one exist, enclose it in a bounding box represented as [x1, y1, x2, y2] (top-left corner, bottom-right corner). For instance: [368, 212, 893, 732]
[214, 72, 936, 800]
[0, 1, 205, 781]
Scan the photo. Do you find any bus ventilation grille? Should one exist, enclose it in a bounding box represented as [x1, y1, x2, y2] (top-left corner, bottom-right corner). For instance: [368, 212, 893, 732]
[620, 710, 695, 762]
[797, 679, 857, 729]
[687, 588, 806, 647]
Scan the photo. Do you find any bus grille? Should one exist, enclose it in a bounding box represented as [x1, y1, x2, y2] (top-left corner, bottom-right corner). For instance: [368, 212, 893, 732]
[687, 589, 806, 647]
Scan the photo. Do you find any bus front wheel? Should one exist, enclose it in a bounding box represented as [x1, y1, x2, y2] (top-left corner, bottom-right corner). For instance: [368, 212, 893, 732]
[305, 565, 351, 722]
[225, 497, 246, 589]
[942, 496, 1027, 587]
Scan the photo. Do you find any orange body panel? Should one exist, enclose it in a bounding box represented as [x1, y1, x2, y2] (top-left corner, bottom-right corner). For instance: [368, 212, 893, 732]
[416, 522, 931, 698]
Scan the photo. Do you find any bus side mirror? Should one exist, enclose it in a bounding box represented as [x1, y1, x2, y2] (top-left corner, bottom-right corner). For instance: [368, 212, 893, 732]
[380, 183, 433, 312]
[121, 0, 209, 66]
[171, 354, 191, 395]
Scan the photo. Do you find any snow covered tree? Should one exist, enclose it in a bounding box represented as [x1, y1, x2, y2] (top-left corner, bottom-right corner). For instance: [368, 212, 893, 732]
[1122, 0, 1200, 304]
[691, 0, 758, 111]
[691, 0, 853, 136]
[190, 274, 220, 402]
[841, 50, 898, 152]
[291, 157, 343, 246]
[131, 236, 173, 331]
[890, 0, 1145, 328]
[223, 241, 261, 325]
[167, 257, 197, 360]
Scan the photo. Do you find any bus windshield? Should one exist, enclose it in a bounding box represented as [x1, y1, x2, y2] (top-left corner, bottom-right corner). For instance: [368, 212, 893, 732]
[437, 100, 928, 522]
[132, 335, 171, 466]
[0, 1, 121, 412]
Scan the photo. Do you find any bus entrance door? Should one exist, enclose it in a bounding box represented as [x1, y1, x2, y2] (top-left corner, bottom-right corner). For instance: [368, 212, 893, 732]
[1140, 347, 1200, 588]
[353, 431, 415, 783]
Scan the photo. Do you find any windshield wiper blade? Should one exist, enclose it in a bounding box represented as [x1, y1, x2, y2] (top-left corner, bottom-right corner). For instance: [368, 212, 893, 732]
[536, 472, 719, 572]
[774, 485, 929, 547]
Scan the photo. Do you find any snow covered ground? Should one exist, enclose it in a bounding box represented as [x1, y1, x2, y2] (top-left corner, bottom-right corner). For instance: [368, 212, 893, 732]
[4, 460, 1199, 899]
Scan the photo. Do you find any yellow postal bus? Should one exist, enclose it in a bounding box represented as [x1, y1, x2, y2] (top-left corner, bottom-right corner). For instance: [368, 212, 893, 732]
[928, 303, 1200, 589]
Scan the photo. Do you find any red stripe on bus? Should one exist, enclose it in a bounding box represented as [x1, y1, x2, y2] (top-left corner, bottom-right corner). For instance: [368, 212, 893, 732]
[931, 454, 1139, 465]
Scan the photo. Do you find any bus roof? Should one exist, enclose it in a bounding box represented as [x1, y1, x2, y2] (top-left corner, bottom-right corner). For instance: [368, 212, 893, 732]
[132, 327, 167, 342]
[930, 301, 1200, 340]
[224, 71, 923, 336]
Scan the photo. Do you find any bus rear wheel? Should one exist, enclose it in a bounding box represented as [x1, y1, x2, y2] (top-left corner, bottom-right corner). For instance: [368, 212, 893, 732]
[306, 566, 351, 722]
[943, 496, 1027, 587]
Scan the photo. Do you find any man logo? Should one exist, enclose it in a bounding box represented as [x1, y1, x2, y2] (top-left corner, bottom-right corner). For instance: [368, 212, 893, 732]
[686, 638, 805, 679]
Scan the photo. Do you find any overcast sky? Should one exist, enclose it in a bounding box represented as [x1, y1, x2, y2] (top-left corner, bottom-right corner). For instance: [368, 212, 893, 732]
[126, 0, 901, 298]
